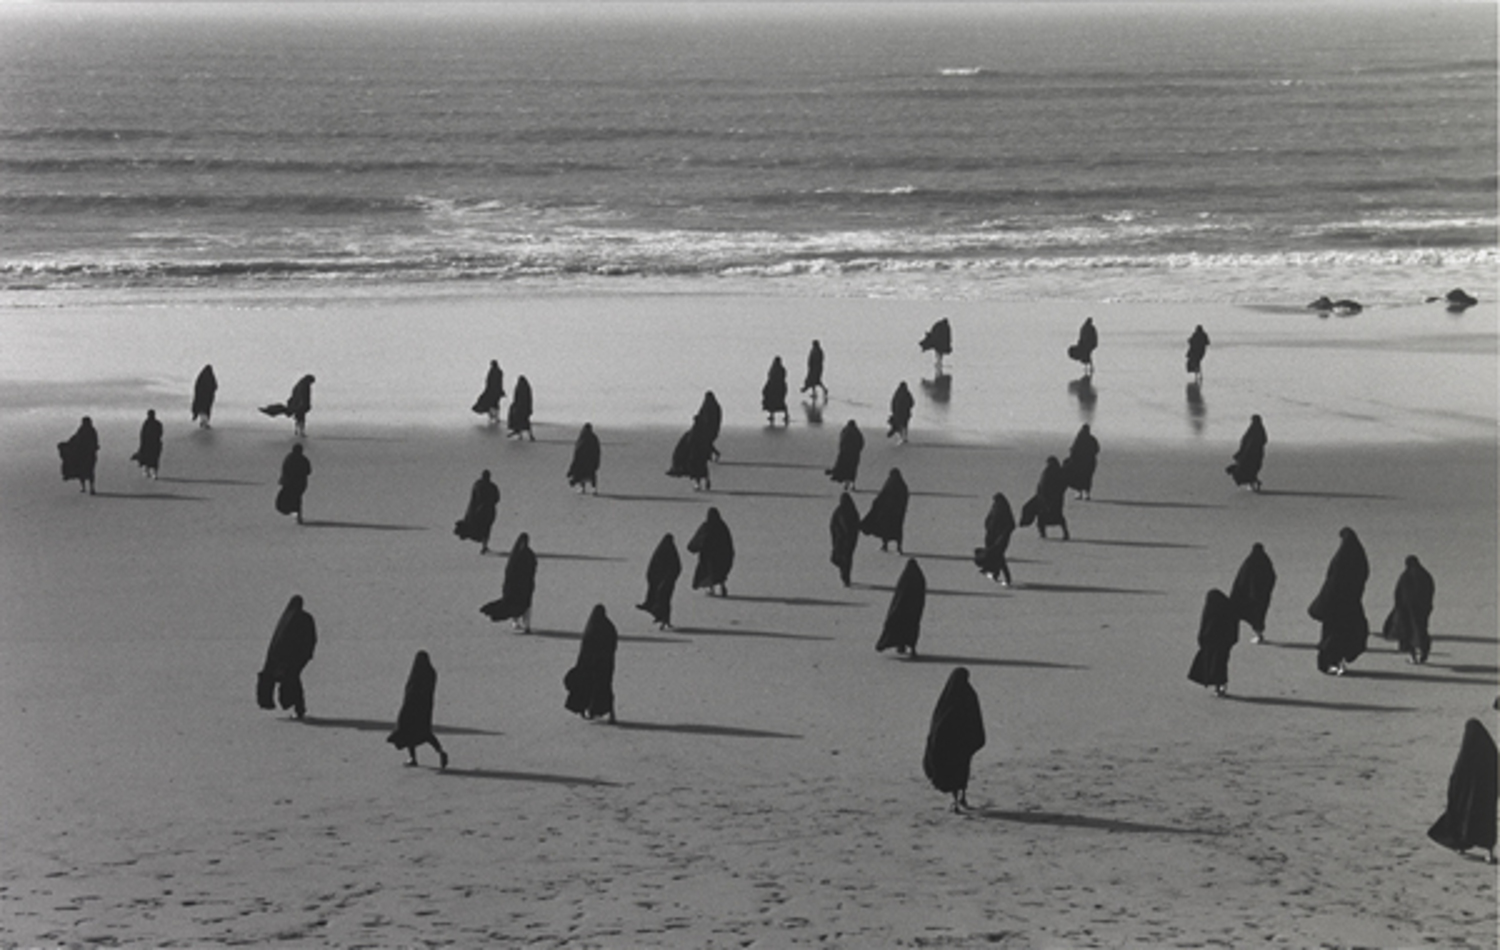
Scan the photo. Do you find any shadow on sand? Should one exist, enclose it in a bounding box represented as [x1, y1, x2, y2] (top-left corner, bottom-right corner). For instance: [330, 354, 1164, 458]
[301, 519, 427, 532]
[915, 652, 1086, 671]
[1017, 581, 1165, 596]
[1093, 499, 1225, 511]
[157, 476, 262, 487]
[724, 594, 864, 608]
[92, 490, 208, 502]
[1257, 489, 1397, 501]
[976, 808, 1220, 837]
[674, 625, 835, 643]
[614, 721, 801, 740]
[1343, 668, 1494, 688]
[523, 628, 687, 646]
[1225, 695, 1416, 713]
[441, 767, 621, 788]
[297, 716, 502, 737]
[1068, 538, 1203, 551]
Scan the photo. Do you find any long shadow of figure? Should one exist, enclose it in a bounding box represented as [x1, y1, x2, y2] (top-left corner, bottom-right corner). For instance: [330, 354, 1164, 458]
[976, 808, 1223, 837]
[613, 721, 802, 740]
[921, 372, 952, 406]
[298, 716, 502, 736]
[1068, 374, 1097, 422]
[1186, 381, 1206, 436]
[442, 768, 621, 787]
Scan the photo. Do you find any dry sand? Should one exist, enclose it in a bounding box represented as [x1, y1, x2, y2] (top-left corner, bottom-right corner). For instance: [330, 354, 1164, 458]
[0, 294, 1495, 948]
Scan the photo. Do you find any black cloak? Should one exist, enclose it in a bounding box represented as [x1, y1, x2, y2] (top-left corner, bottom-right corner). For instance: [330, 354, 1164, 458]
[877, 558, 926, 655]
[637, 533, 683, 627]
[387, 651, 439, 751]
[1185, 325, 1210, 375]
[275, 444, 311, 516]
[686, 507, 734, 593]
[1427, 718, 1498, 855]
[132, 411, 164, 471]
[1381, 555, 1435, 663]
[58, 417, 99, 485]
[1068, 317, 1098, 368]
[1187, 588, 1239, 690]
[693, 391, 722, 460]
[761, 357, 789, 418]
[191, 364, 217, 424]
[801, 340, 825, 393]
[860, 468, 910, 552]
[887, 382, 915, 439]
[972, 492, 1015, 582]
[453, 471, 500, 546]
[1308, 527, 1370, 673]
[1228, 542, 1277, 635]
[1061, 424, 1100, 496]
[829, 492, 861, 587]
[564, 605, 618, 721]
[258, 595, 316, 714]
[923, 667, 985, 798]
[471, 360, 505, 416]
[666, 427, 712, 487]
[919, 318, 952, 357]
[258, 374, 315, 422]
[507, 376, 534, 438]
[1019, 456, 1068, 537]
[1227, 415, 1267, 489]
[826, 420, 864, 488]
[480, 533, 538, 623]
[567, 423, 602, 491]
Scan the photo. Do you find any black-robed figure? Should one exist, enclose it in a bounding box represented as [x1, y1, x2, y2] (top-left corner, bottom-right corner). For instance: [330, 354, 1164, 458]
[636, 533, 683, 630]
[667, 425, 713, 491]
[860, 467, 910, 553]
[453, 469, 501, 553]
[275, 443, 311, 524]
[826, 420, 864, 490]
[257, 594, 317, 719]
[1427, 718, 1497, 864]
[387, 650, 448, 769]
[972, 492, 1015, 586]
[1020, 456, 1069, 540]
[761, 356, 789, 425]
[1227, 414, 1267, 491]
[1229, 542, 1277, 644]
[801, 339, 828, 400]
[471, 359, 505, 424]
[829, 492, 861, 588]
[1381, 554, 1435, 664]
[1187, 588, 1239, 697]
[887, 381, 915, 444]
[686, 507, 734, 596]
[131, 409, 163, 479]
[1068, 317, 1098, 375]
[694, 391, 723, 461]
[480, 532, 537, 632]
[1061, 423, 1099, 500]
[259, 374, 315, 437]
[564, 605, 618, 724]
[567, 422, 601, 494]
[924, 667, 985, 811]
[507, 375, 534, 440]
[58, 416, 99, 495]
[919, 318, 952, 367]
[1185, 325, 1210, 382]
[1308, 526, 1369, 676]
[877, 558, 926, 658]
[191, 364, 217, 429]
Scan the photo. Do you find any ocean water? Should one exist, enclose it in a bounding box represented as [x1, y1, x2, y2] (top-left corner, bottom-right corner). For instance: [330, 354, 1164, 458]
[0, 1, 1495, 304]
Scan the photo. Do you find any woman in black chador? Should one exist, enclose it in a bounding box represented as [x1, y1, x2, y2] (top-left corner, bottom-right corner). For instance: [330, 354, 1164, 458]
[1020, 456, 1070, 540]
[480, 532, 538, 632]
[191, 364, 217, 429]
[1061, 423, 1100, 500]
[567, 422, 601, 494]
[1427, 718, 1498, 865]
[58, 416, 99, 495]
[1381, 554, 1435, 664]
[686, 507, 734, 597]
[507, 375, 535, 440]
[972, 492, 1015, 586]
[471, 359, 505, 425]
[564, 605, 618, 724]
[829, 492, 861, 588]
[693, 391, 722, 461]
[275, 442, 311, 524]
[801, 339, 828, 400]
[825, 419, 864, 490]
[1187, 588, 1239, 697]
[387, 650, 448, 769]
[761, 356, 789, 426]
[453, 469, 501, 554]
[131, 409, 163, 479]
[1068, 317, 1098, 375]
[924, 667, 985, 812]
[1227, 414, 1267, 491]
[257, 594, 317, 719]
[1185, 324, 1210, 383]
[636, 533, 682, 630]
[667, 425, 713, 491]
[877, 558, 926, 658]
[919, 318, 952, 368]
[259, 373, 315, 437]
[1308, 526, 1369, 676]
[887, 381, 915, 444]
[1229, 542, 1277, 644]
[860, 467, 910, 553]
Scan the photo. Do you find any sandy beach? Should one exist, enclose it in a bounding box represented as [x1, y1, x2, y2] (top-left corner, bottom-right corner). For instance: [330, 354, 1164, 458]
[0, 293, 1495, 948]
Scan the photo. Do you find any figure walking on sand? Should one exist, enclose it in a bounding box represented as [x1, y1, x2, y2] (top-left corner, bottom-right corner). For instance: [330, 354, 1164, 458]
[453, 469, 500, 553]
[257, 594, 317, 720]
[887, 381, 915, 444]
[687, 506, 735, 597]
[877, 558, 926, 659]
[1381, 554, 1435, 664]
[826, 419, 864, 491]
[693, 391, 723, 461]
[801, 339, 828, 400]
[861, 467, 910, 554]
[1227, 414, 1267, 491]
[924, 667, 985, 812]
[667, 424, 714, 491]
[507, 375, 535, 440]
[191, 364, 217, 429]
[387, 650, 448, 769]
[57, 416, 99, 495]
[919, 318, 952, 370]
[762, 356, 790, 426]
[1229, 542, 1277, 644]
[973, 491, 1016, 586]
[637, 533, 682, 630]
[829, 492, 861, 588]
[131, 409, 163, 479]
[1427, 718, 1497, 865]
[259, 374, 315, 438]
[1308, 526, 1369, 676]
[275, 443, 311, 524]
[1061, 423, 1100, 500]
[480, 532, 538, 632]
[1185, 324, 1210, 383]
[567, 422, 602, 494]
[1020, 456, 1070, 540]
[564, 605, 619, 724]
[471, 359, 505, 425]
[1187, 588, 1239, 697]
[1068, 317, 1098, 376]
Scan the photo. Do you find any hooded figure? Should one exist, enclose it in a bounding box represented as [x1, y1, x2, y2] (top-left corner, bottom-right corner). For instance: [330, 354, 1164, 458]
[887, 382, 915, 443]
[693, 391, 722, 461]
[471, 359, 505, 424]
[826, 420, 864, 490]
[131, 409, 163, 478]
[923, 667, 985, 811]
[480, 532, 537, 631]
[1308, 526, 1370, 675]
[686, 507, 734, 596]
[387, 651, 448, 769]
[801, 339, 827, 399]
[860, 467, 910, 553]
[829, 492, 862, 588]
[564, 605, 618, 723]
[257, 595, 317, 719]
[666, 426, 713, 491]
[191, 364, 217, 429]
[1381, 555, 1435, 664]
[1061, 424, 1100, 499]
[1068, 317, 1098, 374]
[1185, 325, 1210, 381]
[58, 416, 99, 494]
[1187, 588, 1239, 696]
[1229, 542, 1277, 643]
[275, 443, 311, 523]
[567, 423, 602, 494]
[636, 533, 682, 629]
[1427, 719, 1498, 864]
[259, 374, 315, 436]
[453, 469, 501, 553]
[972, 492, 1015, 586]
[1019, 456, 1069, 540]
[877, 558, 926, 657]
[919, 318, 953, 361]
[507, 375, 534, 440]
[761, 356, 790, 425]
[1227, 415, 1267, 491]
